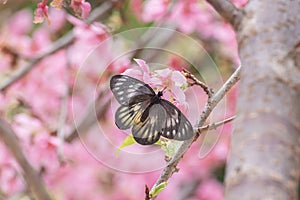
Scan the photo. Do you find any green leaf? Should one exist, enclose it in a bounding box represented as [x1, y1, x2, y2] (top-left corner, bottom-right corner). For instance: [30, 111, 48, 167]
[154, 139, 163, 146]
[150, 182, 168, 197]
[116, 134, 136, 157]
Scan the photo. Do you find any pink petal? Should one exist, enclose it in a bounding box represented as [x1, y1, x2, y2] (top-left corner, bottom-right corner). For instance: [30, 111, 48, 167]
[171, 85, 186, 104]
[80, 1, 91, 19]
[155, 68, 171, 79]
[133, 58, 150, 73]
[122, 69, 143, 80]
[171, 71, 186, 86]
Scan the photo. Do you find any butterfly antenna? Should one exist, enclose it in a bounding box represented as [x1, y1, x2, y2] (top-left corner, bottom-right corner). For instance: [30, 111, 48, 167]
[161, 86, 167, 93]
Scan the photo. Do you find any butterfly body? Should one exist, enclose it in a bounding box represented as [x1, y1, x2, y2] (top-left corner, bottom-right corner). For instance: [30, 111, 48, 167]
[140, 91, 163, 122]
[110, 75, 194, 145]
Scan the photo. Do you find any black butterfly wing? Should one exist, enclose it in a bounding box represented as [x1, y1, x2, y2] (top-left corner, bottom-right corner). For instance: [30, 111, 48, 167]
[115, 99, 151, 130]
[110, 75, 155, 105]
[160, 99, 194, 141]
[111, 74, 194, 145]
[132, 104, 167, 145]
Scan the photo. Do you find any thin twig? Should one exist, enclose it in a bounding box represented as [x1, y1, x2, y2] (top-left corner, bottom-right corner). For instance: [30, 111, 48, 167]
[0, 118, 52, 200]
[207, 0, 243, 30]
[56, 50, 71, 162]
[0, 32, 73, 91]
[182, 69, 214, 98]
[149, 65, 241, 200]
[196, 115, 236, 133]
[0, 1, 114, 91]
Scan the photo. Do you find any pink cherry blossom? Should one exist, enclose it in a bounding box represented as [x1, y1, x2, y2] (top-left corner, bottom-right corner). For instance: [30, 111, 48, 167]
[0, 164, 24, 195]
[141, 0, 169, 22]
[169, 0, 212, 34]
[0, 2, 241, 199]
[7, 9, 32, 36]
[33, 0, 50, 24]
[133, 58, 150, 73]
[47, 8, 67, 32]
[70, 0, 91, 19]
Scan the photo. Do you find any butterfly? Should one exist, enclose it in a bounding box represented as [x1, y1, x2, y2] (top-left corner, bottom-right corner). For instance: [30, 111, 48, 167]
[110, 74, 194, 145]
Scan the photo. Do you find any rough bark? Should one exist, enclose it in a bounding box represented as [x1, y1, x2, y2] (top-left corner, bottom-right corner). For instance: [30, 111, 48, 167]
[225, 1, 300, 200]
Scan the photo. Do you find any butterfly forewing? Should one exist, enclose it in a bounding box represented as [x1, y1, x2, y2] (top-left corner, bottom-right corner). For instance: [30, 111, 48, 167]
[160, 100, 194, 141]
[110, 74, 195, 145]
[110, 75, 155, 105]
[132, 104, 167, 145]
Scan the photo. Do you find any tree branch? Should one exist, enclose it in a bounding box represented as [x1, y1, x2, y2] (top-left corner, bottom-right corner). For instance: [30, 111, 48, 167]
[149, 65, 241, 199]
[0, 1, 114, 91]
[207, 0, 243, 30]
[197, 115, 236, 132]
[183, 69, 214, 98]
[0, 118, 51, 200]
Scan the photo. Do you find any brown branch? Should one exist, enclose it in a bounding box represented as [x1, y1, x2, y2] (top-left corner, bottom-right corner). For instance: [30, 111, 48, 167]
[182, 69, 214, 98]
[0, 32, 73, 91]
[0, 118, 51, 200]
[207, 0, 243, 30]
[56, 51, 71, 162]
[196, 115, 236, 133]
[149, 65, 242, 200]
[0, 1, 114, 91]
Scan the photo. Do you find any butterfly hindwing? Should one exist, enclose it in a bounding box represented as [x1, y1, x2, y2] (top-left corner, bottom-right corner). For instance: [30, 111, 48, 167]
[110, 75, 155, 105]
[111, 74, 195, 145]
[115, 100, 150, 130]
[160, 99, 194, 141]
[132, 104, 167, 145]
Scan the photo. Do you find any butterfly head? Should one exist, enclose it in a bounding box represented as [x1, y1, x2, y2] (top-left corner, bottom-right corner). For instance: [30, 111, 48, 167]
[157, 86, 167, 98]
[157, 91, 163, 97]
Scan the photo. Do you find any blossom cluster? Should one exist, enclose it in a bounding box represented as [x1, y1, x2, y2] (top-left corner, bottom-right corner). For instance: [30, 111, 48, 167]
[0, 0, 243, 199]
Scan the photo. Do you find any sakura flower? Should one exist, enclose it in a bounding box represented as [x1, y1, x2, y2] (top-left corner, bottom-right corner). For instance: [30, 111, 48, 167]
[7, 9, 32, 36]
[141, 0, 169, 22]
[133, 58, 150, 74]
[67, 15, 109, 72]
[0, 165, 24, 195]
[68, 15, 108, 44]
[27, 133, 61, 172]
[123, 58, 162, 88]
[169, 0, 212, 34]
[155, 67, 188, 111]
[123, 59, 189, 114]
[47, 8, 67, 32]
[71, 0, 91, 19]
[34, 1, 50, 24]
